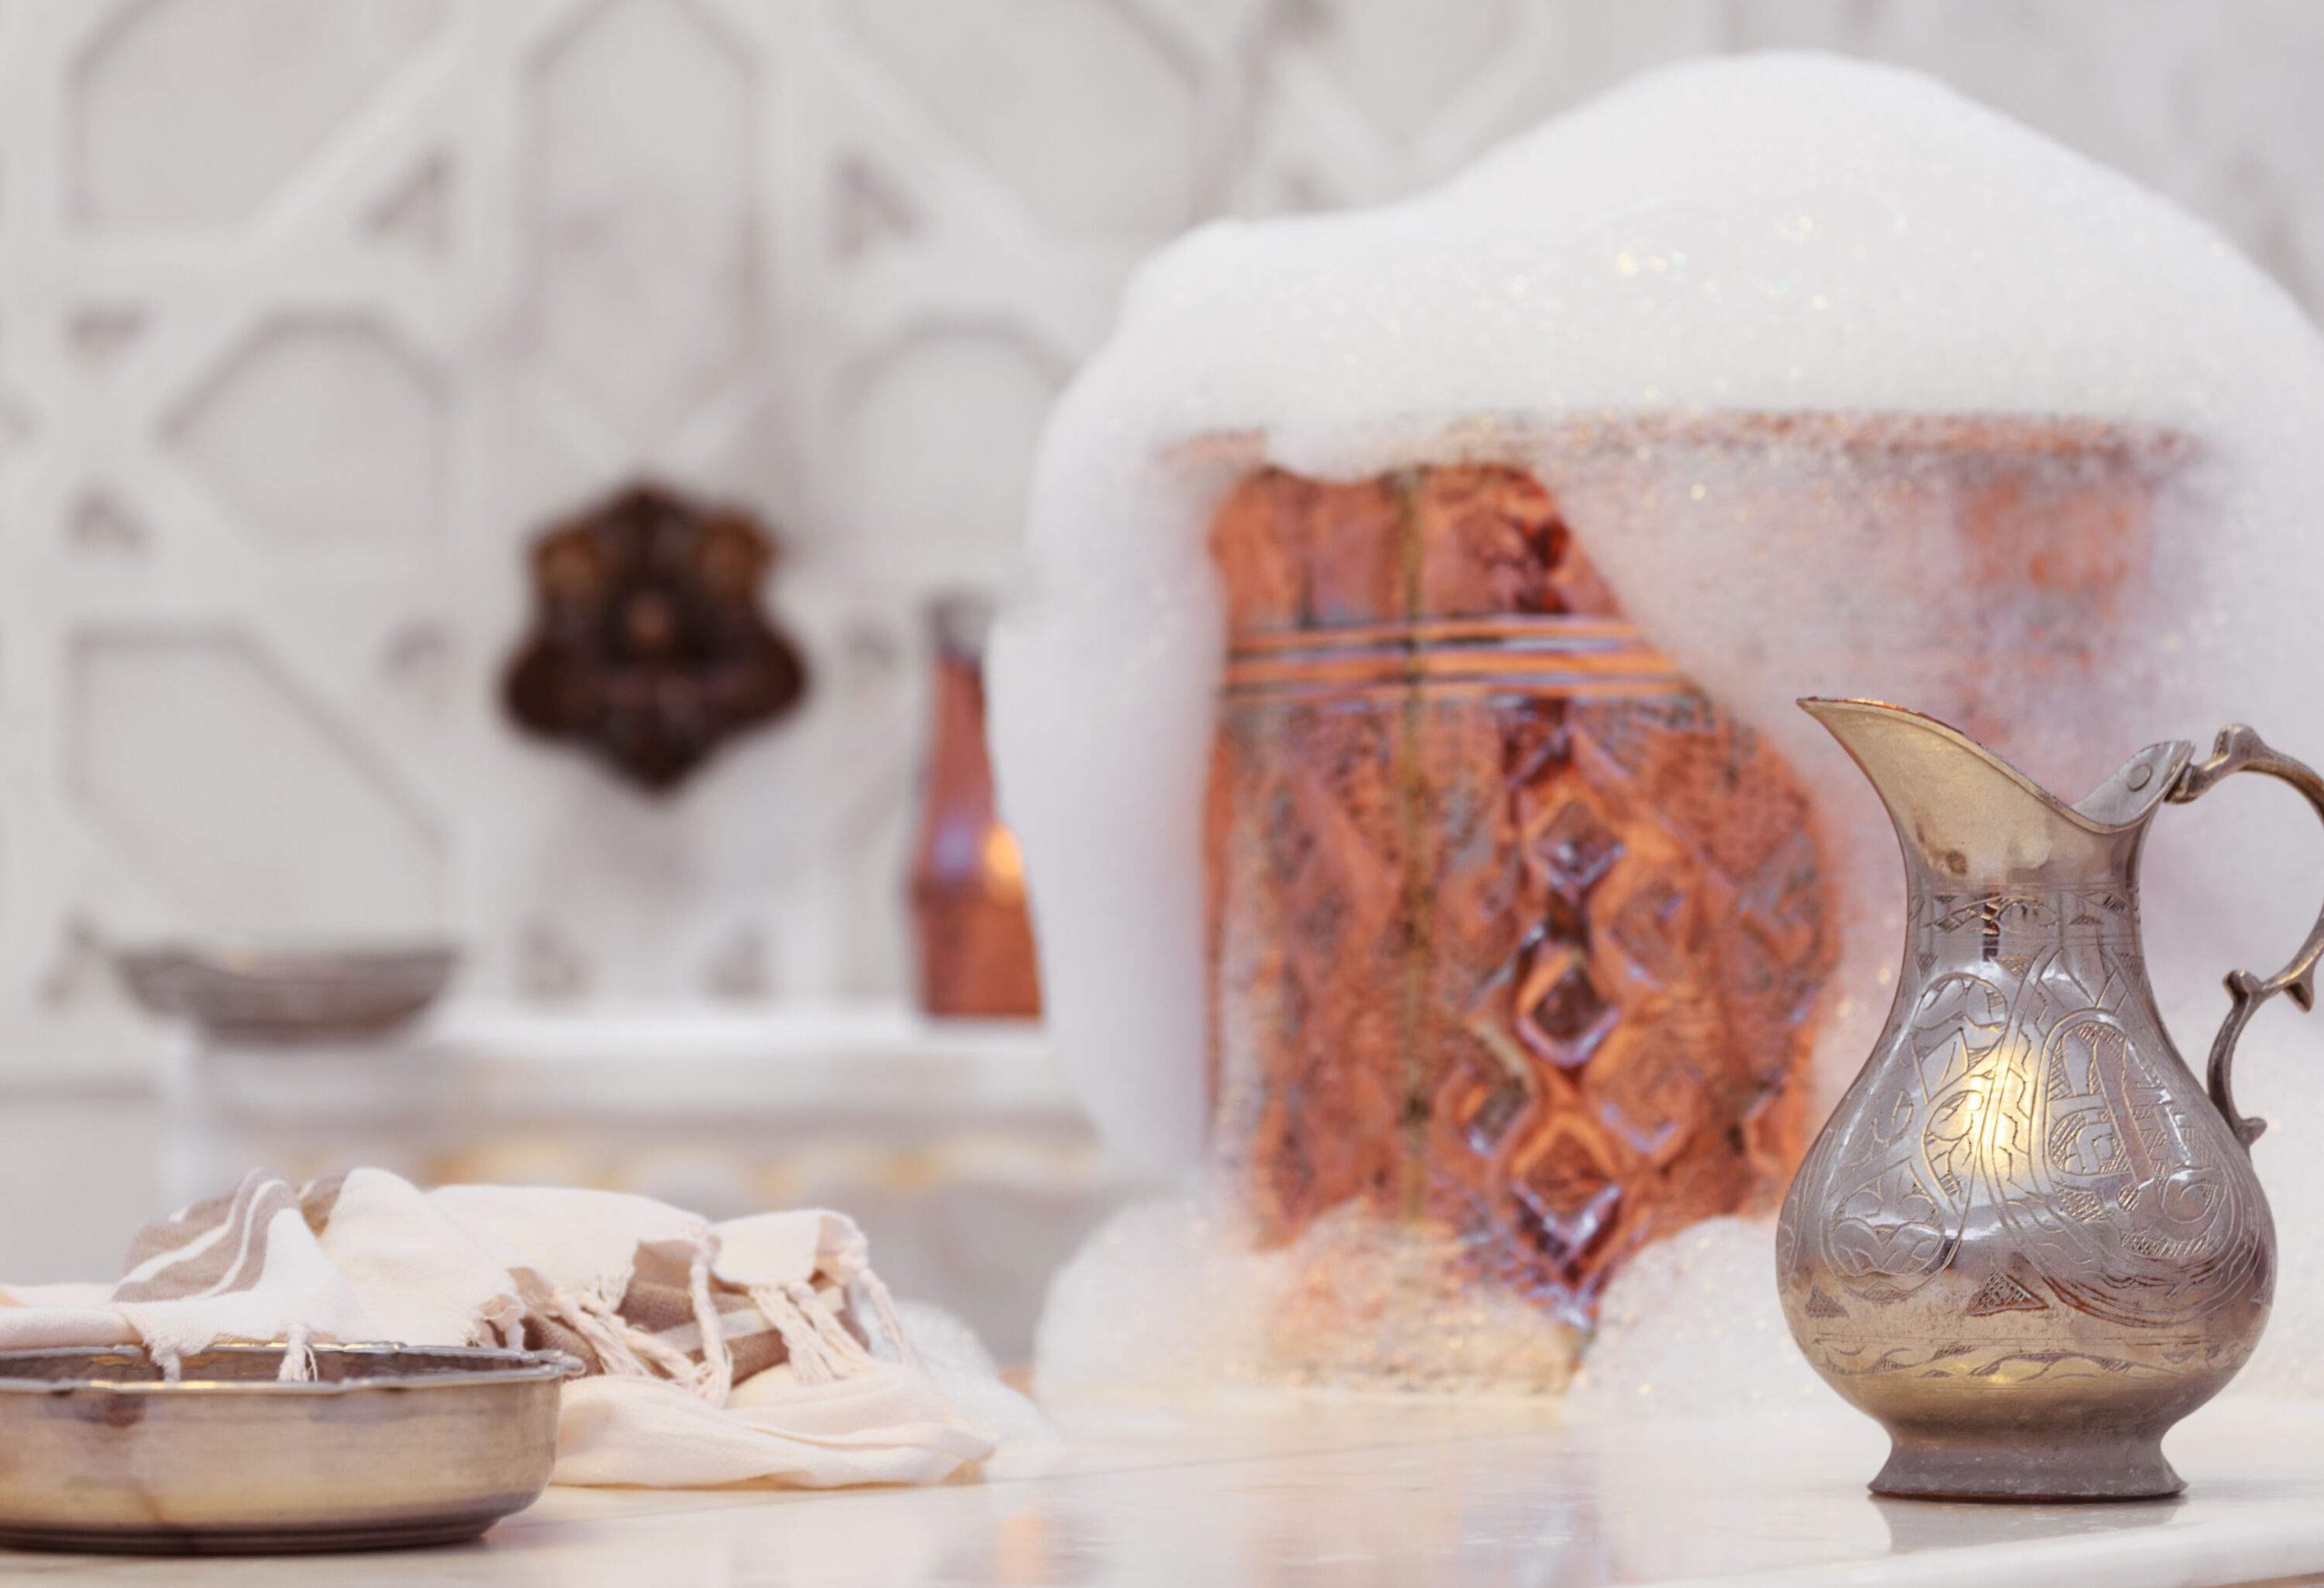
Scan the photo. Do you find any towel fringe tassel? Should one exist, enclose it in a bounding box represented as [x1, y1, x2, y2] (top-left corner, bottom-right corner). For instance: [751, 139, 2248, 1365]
[789, 1279, 872, 1369]
[547, 1285, 699, 1388]
[277, 1321, 317, 1383]
[859, 1269, 917, 1368]
[689, 1247, 734, 1407]
[546, 1241, 910, 1402]
[753, 1280, 900, 1386]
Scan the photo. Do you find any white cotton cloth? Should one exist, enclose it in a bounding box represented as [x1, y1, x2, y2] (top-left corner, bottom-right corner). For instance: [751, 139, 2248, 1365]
[0, 1168, 1016, 1488]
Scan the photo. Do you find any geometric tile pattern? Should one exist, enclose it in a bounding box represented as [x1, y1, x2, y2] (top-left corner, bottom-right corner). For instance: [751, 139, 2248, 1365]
[2, 0, 2321, 1078]
[69, 630, 445, 936]
[1285, 0, 1517, 143]
[528, 0, 759, 442]
[846, 0, 1202, 237]
[170, 317, 446, 544]
[71, 0, 445, 230]
[838, 326, 1061, 590]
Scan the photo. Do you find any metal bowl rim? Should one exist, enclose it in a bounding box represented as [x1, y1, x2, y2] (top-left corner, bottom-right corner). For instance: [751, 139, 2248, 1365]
[112, 942, 461, 977]
[0, 1341, 580, 1396]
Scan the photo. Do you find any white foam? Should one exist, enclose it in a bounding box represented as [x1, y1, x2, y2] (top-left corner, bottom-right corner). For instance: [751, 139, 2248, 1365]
[1566, 1218, 1835, 1425]
[996, 53, 2324, 1399]
[1035, 1193, 1581, 1403]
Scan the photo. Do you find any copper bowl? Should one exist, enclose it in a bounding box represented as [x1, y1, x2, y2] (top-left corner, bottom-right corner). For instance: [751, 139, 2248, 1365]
[112, 942, 459, 1044]
[0, 1343, 573, 1554]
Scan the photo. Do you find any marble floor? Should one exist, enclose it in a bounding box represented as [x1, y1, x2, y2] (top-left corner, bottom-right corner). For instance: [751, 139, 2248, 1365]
[11, 1397, 2324, 1584]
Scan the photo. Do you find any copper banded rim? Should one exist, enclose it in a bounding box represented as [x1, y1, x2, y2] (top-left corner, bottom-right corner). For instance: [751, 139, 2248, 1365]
[0, 1342, 583, 1396]
[1167, 407, 2198, 469]
[1225, 613, 1689, 702]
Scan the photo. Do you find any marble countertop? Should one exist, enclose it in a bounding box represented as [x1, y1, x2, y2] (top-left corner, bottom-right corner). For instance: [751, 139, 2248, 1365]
[13, 1397, 2324, 1585]
[181, 1001, 1066, 1124]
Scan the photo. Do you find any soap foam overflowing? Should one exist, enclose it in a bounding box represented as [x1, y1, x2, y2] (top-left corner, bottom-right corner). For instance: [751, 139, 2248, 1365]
[996, 54, 2324, 1403]
[1564, 1218, 1827, 1424]
[1035, 1193, 1580, 1405]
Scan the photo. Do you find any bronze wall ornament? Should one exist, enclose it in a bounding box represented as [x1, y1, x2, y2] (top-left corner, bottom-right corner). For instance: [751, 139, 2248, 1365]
[1779, 699, 2324, 1501]
[503, 483, 807, 792]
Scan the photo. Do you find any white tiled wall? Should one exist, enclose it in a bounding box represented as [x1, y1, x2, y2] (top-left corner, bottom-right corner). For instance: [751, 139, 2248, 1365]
[3, 0, 2321, 1079]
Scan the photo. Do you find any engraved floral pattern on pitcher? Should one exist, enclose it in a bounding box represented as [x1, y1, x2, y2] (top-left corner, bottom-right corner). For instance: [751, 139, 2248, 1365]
[1809, 884, 2268, 1335]
[1775, 698, 2305, 1501]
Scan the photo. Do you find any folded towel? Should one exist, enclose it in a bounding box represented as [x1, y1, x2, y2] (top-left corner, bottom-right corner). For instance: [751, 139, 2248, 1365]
[0, 1168, 1002, 1488]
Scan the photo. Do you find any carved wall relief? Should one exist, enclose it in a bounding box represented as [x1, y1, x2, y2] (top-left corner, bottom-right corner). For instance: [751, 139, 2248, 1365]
[503, 484, 808, 793]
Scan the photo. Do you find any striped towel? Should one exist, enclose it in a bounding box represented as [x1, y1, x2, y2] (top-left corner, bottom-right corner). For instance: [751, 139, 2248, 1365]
[0, 1168, 1003, 1488]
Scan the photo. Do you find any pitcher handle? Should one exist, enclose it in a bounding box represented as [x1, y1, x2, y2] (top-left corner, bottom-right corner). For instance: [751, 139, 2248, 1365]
[2168, 725, 2324, 1148]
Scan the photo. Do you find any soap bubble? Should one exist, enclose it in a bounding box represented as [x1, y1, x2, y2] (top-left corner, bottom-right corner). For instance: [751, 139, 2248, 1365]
[1000, 53, 2324, 1404]
[1566, 1218, 1838, 1425]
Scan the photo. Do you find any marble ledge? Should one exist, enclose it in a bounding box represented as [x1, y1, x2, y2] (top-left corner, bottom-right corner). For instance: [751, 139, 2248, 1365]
[176, 999, 1071, 1127]
[0, 1001, 1063, 1109]
[16, 1397, 2324, 1586]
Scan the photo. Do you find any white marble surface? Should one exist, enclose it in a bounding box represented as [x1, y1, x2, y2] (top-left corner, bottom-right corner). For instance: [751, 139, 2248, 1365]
[17, 1399, 2324, 1585]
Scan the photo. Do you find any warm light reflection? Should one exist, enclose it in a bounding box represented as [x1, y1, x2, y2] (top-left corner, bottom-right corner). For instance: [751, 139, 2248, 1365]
[983, 826, 1026, 893]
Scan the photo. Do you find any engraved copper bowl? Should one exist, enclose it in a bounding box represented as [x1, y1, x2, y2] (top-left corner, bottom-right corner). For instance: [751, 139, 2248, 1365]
[112, 942, 459, 1044]
[1189, 412, 2185, 1388]
[0, 1343, 572, 1553]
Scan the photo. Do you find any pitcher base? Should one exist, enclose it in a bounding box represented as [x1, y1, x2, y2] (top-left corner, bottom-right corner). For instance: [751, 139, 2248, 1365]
[1873, 1434, 2183, 1502]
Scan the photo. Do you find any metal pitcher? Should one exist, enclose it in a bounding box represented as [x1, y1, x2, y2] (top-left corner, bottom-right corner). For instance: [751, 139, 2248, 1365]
[1777, 698, 2324, 1500]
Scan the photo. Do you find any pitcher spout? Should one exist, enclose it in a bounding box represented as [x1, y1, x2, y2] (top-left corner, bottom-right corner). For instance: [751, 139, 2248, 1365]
[1798, 698, 2190, 889]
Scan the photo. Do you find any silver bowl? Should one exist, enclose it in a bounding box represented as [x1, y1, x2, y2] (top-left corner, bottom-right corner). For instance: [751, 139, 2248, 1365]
[113, 942, 459, 1045]
[0, 1343, 573, 1553]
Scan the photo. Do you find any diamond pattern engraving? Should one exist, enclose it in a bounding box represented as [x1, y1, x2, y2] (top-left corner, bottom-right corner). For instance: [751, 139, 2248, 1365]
[1606, 873, 1689, 986]
[1463, 1075, 1529, 1154]
[1590, 1030, 1707, 1161]
[1531, 794, 1622, 895]
[1207, 463, 1837, 1322]
[1516, 948, 1615, 1067]
[1514, 1120, 1623, 1275]
[1435, 1033, 1533, 1158]
[1214, 694, 1410, 1227]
